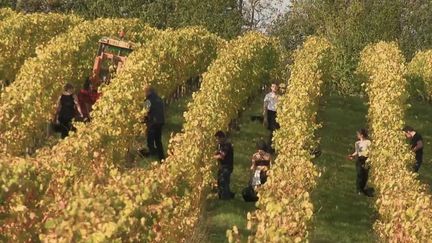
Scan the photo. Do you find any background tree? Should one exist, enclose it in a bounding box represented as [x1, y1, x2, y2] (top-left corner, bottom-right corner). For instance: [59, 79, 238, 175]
[0, 0, 243, 39]
[240, 0, 283, 30]
[271, 0, 432, 95]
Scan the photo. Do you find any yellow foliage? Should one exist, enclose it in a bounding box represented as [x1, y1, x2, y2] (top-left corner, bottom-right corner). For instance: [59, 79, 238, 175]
[0, 18, 158, 156]
[35, 27, 223, 241]
[0, 12, 81, 84]
[0, 8, 15, 20]
[358, 41, 432, 241]
[41, 32, 280, 242]
[407, 50, 432, 101]
[248, 36, 332, 242]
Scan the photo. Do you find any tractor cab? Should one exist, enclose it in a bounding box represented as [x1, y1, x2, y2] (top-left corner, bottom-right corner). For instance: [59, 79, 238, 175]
[75, 31, 135, 120]
[90, 30, 135, 87]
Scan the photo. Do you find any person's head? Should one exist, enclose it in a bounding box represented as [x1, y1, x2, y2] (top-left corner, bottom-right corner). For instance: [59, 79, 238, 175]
[215, 130, 226, 143]
[270, 83, 278, 93]
[403, 126, 416, 139]
[357, 128, 369, 140]
[144, 84, 153, 97]
[64, 83, 74, 93]
[256, 140, 267, 152]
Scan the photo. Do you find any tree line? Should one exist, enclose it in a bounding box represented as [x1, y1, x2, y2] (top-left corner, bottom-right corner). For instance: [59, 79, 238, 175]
[271, 0, 432, 95]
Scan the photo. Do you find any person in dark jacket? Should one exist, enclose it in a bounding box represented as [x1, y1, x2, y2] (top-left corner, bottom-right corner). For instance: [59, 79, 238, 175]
[213, 131, 235, 200]
[143, 85, 165, 161]
[403, 126, 424, 172]
[55, 83, 83, 138]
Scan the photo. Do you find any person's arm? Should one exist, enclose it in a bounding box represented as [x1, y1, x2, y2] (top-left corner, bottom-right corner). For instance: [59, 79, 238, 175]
[73, 95, 83, 117]
[348, 142, 358, 160]
[143, 99, 153, 123]
[55, 96, 62, 122]
[251, 155, 256, 170]
[214, 143, 228, 160]
[413, 140, 424, 152]
[214, 151, 226, 160]
[263, 94, 269, 115]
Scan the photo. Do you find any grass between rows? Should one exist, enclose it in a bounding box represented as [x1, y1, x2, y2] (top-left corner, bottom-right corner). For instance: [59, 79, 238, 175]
[310, 95, 432, 243]
[136, 93, 432, 243]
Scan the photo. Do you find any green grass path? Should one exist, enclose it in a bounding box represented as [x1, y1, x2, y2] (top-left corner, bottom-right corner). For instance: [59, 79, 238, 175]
[309, 96, 432, 242]
[310, 96, 377, 242]
[137, 95, 191, 166]
[139, 94, 432, 242]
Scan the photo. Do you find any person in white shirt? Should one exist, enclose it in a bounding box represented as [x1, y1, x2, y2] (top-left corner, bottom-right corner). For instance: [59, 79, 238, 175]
[263, 83, 280, 149]
[348, 128, 372, 196]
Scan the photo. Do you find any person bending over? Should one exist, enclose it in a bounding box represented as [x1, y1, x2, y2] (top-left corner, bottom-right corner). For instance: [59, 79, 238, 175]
[250, 140, 272, 187]
[214, 131, 235, 200]
[403, 126, 424, 172]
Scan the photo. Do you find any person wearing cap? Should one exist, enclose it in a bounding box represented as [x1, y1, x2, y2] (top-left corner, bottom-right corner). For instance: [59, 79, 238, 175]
[142, 85, 165, 161]
[213, 131, 235, 200]
[403, 126, 424, 172]
[263, 83, 280, 149]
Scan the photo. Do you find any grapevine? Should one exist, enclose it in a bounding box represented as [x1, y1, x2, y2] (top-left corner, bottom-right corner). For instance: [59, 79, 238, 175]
[0, 156, 51, 241]
[0, 8, 15, 20]
[246, 36, 332, 242]
[358, 41, 432, 241]
[45, 32, 280, 242]
[0, 27, 222, 242]
[407, 50, 432, 101]
[0, 12, 81, 86]
[0, 18, 158, 156]
[155, 32, 282, 242]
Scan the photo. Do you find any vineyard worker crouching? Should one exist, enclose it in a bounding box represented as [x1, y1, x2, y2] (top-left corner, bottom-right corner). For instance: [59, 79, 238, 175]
[263, 83, 280, 150]
[214, 131, 235, 200]
[142, 85, 166, 161]
[242, 140, 273, 202]
[403, 126, 424, 172]
[250, 140, 272, 187]
[348, 128, 372, 196]
[55, 83, 83, 139]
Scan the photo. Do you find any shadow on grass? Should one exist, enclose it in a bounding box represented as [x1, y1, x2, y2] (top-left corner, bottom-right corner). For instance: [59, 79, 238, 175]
[310, 95, 377, 243]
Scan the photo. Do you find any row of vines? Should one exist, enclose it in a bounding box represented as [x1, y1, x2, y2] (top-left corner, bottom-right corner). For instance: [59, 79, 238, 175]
[408, 50, 432, 101]
[1, 7, 432, 242]
[44, 32, 281, 242]
[0, 18, 157, 156]
[243, 36, 332, 242]
[0, 12, 81, 85]
[358, 42, 432, 242]
[0, 27, 222, 241]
